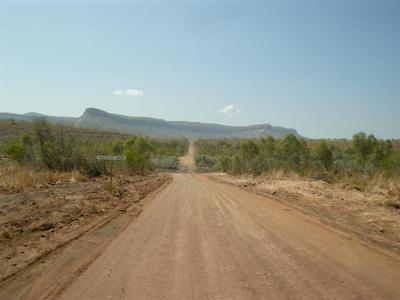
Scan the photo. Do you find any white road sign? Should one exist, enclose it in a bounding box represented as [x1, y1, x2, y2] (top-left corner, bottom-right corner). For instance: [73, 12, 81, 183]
[96, 155, 126, 161]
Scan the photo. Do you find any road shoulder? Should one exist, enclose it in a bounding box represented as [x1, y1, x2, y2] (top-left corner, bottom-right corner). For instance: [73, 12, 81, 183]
[206, 172, 400, 258]
[0, 176, 172, 300]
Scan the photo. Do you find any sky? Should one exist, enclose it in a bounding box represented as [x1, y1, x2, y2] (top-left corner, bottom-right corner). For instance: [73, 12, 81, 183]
[0, 0, 399, 139]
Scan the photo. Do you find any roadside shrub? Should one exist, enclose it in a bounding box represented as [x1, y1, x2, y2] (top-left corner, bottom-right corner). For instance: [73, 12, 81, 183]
[315, 140, 333, 170]
[5, 143, 24, 164]
[279, 134, 309, 173]
[125, 148, 150, 175]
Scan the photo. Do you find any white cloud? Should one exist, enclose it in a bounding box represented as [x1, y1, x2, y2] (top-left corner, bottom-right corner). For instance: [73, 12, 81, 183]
[220, 104, 241, 116]
[113, 89, 144, 97]
[125, 89, 144, 97]
[113, 90, 124, 96]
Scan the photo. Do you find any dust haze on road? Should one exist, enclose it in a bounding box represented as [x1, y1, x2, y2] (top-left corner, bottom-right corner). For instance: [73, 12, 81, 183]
[178, 140, 196, 173]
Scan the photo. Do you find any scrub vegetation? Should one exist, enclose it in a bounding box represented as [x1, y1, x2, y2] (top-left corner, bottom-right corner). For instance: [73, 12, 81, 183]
[195, 133, 400, 192]
[0, 119, 188, 189]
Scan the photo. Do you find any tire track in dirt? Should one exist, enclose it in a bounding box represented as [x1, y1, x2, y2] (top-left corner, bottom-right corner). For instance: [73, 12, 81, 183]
[56, 173, 400, 300]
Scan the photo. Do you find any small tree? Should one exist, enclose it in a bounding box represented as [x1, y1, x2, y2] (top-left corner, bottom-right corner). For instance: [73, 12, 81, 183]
[53, 129, 75, 171]
[280, 134, 309, 172]
[134, 137, 153, 158]
[20, 134, 34, 164]
[112, 141, 124, 155]
[371, 140, 393, 171]
[315, 140, 333, 170]
[34, 118, 56, 169]
[125, 137, 137, 149]
[353, 132, 377, 161]
[262, 136, 276, 158]
[34, 118, 53, 146]
[240, 140, 259, 161]
[125, 148, 146, 174]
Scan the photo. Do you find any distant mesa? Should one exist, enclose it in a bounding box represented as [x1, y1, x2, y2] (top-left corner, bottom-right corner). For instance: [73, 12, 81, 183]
[0, 108, 302, 139]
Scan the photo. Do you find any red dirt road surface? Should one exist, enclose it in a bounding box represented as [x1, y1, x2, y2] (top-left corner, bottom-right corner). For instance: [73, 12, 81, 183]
[53, 173, 400, 300]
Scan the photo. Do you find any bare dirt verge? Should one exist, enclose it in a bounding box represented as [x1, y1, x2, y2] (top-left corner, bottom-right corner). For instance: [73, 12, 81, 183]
[0, 173, 171, 283]
[208, 172, 400, 255]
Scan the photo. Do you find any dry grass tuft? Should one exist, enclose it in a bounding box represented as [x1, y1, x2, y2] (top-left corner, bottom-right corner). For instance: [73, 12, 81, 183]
[318, 171, 400, 198]
[259, 168, 300, 180]
[0, 163, 85, 191]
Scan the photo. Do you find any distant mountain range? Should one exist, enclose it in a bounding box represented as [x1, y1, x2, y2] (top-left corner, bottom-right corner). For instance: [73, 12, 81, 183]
[0, 108, 302, 139]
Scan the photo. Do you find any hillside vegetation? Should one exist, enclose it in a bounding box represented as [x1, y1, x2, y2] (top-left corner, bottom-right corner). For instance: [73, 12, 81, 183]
[0, 119, 133, 142]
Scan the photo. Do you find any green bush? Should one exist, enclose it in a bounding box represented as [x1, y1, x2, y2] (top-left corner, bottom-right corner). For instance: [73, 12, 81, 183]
[126, 148, 148, 174]
[315, 140, 333, 170]
[5, 143, 24, 163]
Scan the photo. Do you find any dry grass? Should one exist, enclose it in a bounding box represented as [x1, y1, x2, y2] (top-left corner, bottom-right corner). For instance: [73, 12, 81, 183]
[368, 173, 400, 196]
[331, 172, 400, 198]
[266, 168, 299, 179]
[0, 163, 85, 192]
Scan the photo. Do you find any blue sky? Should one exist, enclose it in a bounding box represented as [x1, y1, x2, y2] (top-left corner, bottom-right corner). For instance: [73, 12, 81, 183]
[0, 0, 399, 139]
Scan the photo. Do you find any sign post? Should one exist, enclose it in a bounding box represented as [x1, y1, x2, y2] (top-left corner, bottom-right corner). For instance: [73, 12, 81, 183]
[96, 155, 126, 193]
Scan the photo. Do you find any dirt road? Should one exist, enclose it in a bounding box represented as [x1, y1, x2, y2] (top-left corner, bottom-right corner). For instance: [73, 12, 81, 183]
[178, 140, 196, 173]
[55, 173, 400, 300]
